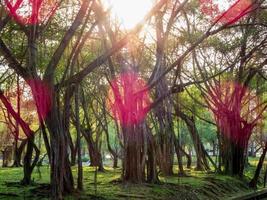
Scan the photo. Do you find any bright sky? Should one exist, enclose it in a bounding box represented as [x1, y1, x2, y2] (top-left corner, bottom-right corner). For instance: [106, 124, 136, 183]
[6, 0, 247, 27]
[102, 0, 244, 29]
[214, 0, 233, 12]
[102, 0, 153, 29]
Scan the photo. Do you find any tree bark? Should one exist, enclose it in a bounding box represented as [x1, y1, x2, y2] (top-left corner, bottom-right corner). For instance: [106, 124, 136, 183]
[100, 100, 119, 169]
[179, 145, 192, 169]
[2, 149, 8, 167]
[174, 138, 185, 175]
[80, 89, 104, 172]
[63, 85, 76, 166]
[13, 139, 27, 167]
[154, 81, 175, 175]
[45, 99, 74, 199]
[75, 85, 83, 190]
[82, 128, 104, 172]
[147, 126, 160, 183]
[175, 109, 210, 171]
[249, 142, 267, 188]
[13, 75, 21, 167]
[21, 136, 40, 185]
[122, 124, 146, 183]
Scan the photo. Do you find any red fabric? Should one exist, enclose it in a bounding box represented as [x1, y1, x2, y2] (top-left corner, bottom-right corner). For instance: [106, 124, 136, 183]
[200, 0, 253, 25]
[107, 71, 151, 125]
[206, 81, 259, 147]
[27, 78, 52, 120]
[4, 0, 59, 25]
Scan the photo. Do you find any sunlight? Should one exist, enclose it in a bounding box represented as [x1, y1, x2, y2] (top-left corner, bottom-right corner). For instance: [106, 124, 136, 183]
[103, 0, 153, 29]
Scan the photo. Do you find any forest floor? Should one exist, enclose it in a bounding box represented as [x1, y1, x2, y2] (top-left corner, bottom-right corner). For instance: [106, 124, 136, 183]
[0, 160, 263, 200]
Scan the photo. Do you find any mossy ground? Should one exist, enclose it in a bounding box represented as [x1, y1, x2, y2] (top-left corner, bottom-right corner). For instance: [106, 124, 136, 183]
[0, 161, 260, 200]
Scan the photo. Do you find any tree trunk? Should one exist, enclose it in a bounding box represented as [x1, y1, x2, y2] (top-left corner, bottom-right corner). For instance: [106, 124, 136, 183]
[249, 142, 267, 188]
[174, 116, 185, 175]
[13, 150, 21, 167]
[13, 139, 27, 167]
[83, 129, 104, 171]
[174, 139, 185, 175]
[146, 125, 159, 183]
[75, 85, 83, 190]
[249, 141, 256, 157]
[21, 136, 40, 185]
[154, 90, 175, 176]
[151, 9, 177, 176]
[102, 101, 119, 169]
[2, 149, 8, 167]
[113, 154, 118, 168]
[175, 109, 210, 171]
[13, 74, 21, 167]
[70, 147, 77, 166]
[217, 131, 222, 173]
[221, 135, 249, 177]
[63, 85, 76, 167]
[122, 124, 146, 183]
[212, 140, 216, 157]
[40, 120, 51, 163]
[45, 101, 74, 199]
[179, 145, 192, 169]
[80, 89, 104, 172]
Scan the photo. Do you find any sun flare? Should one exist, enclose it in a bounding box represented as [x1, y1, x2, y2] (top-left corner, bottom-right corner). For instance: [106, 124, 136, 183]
[103, 0, 153, 29]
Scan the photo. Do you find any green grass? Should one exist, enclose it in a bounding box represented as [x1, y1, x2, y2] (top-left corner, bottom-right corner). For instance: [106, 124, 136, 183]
[0, 164, 257, 200]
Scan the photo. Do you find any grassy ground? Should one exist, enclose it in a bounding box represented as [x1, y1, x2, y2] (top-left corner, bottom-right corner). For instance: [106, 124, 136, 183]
[0, 163, 259, 200]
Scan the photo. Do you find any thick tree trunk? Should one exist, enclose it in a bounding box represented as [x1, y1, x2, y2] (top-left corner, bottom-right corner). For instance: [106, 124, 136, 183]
[147, 126, 160, 183]
[221, 135, 249, 177]
[122, 124, 146, 183]
[45, 102, 74, 199]
[90, 150, 104, 172]
[153, 83, 175, 176]
[232, 144, 245, 176]
[154, 112, 174, 175]
[154, 95, 175, 175]
[151, 9, 177, 176]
